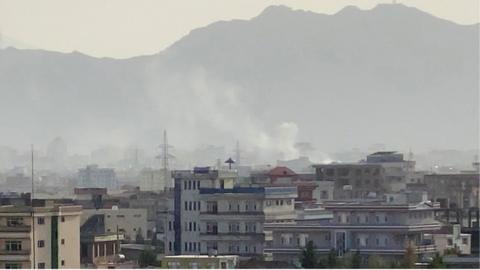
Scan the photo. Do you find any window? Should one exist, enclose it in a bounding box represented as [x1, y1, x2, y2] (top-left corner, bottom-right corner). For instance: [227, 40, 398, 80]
[188, 180, 192, 190]
[169, 241, 172, 251]
[197, 181, 200, 189]
[61, 260, 65, 266]
[37, 217, 45, 225]
[37, 240, 45, 248]
[5, 263, 21, 269]
[192, 181, 196, 190]
[189, 201, 192, 211]
[462, 237, 468, 245]
[169, 221, 172, 231]
[193, 222, 197, 231]
[184, 181, 187, 190]
[184, 242, 188, 251]
[376, 216, 380, 223]
[133, 214, 141, 218]
[189, 242, 192, 251]
[185, 201, 188, 211]
[61, 216, 65, 222]
[6, 241, 22, 251]
[7, 217, 23, 227]
[447, 239, 453, 246]
[384, 216, 388, 222]
[37, 263, 46, 269]
[189, 222, 192, 231]
[266, 200, 271, 206]
[229, 222, 240, 233]
[116, 215, 124, 218]
[376, 238, 379, 246]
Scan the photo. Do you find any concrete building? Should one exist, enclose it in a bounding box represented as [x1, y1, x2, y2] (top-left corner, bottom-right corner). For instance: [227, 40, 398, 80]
[167, 167, 297, 260]
[424, 224, 471, 255]
[138, 168, 172, 192]
[264, 197, 441, 266]
[365, 151, 416, 192]
[161, 255, 239, 269]
[77, 165, 117, 191]
[82, 208, 148, 243]
[313, 163, 386, 200]
[0, 201, 82, 269]
[423, 173, 479, 209]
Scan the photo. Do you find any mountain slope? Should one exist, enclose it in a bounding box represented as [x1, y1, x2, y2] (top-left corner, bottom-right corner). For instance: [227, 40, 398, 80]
[0, 4, 478, 159]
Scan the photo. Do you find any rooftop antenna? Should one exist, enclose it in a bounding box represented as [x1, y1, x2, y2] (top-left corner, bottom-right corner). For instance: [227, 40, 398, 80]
[225, 158, 235, 170]
[31, 144, 36, 267]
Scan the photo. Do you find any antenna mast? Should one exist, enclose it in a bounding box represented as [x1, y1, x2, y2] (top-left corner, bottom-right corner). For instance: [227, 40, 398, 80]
[235, 140, 241, 166]
[156, 130, 175, 186]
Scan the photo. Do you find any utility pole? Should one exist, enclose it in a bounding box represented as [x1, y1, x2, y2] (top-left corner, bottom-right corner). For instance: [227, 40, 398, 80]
[31, 144, 36, 268]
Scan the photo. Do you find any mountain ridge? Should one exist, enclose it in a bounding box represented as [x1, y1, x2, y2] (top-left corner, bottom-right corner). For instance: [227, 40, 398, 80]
[0, 4, 478, 159]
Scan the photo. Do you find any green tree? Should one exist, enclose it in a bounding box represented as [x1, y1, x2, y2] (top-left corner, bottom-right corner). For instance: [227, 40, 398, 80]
[300, 241, 318, 268]
[138, 249, 159, 268]
[351, 250, 362, 269]
[402, 244, 417, 268]
[327, 249, 337, 268]
[428, 253, 446, 269]
[367, 255, 384, 268]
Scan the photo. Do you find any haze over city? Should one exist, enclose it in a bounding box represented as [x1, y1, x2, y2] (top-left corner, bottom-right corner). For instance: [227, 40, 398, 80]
[0, 1, 479, 269]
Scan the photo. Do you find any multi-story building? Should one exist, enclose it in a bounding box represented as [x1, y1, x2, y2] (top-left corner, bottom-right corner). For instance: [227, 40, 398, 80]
[313, 163, 386, 200]
[265, 196, 441, 266]
[0, 201, 82, 269]
[423, 173, 479, 209]
[166, 167, 297, 260]
[365, 151, 416, 192]
[77, 165, 117, 191]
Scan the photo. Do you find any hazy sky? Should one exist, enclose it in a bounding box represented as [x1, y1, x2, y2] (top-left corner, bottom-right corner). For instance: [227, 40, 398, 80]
[0, 0, 478, 58]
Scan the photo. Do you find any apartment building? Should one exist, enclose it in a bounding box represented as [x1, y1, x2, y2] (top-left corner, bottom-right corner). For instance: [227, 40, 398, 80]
[0, 201, 82, 269]
[166, 167, 297, 260]
[265, 197, 441, 265]
[365, 151, 416, 192]
[313, 163, 386, 200]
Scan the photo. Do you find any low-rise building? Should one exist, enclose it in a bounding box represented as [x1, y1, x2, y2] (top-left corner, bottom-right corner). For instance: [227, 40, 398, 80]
[425, 224, 471, 255]
[82, 208, 148, 242]
[265, 197, 441, 266]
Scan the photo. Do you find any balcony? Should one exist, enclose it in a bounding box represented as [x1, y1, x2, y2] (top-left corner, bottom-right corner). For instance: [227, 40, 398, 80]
[200, 232, 265, 241]
[0, 225, 31, 232]
[0, 250, 30, 256]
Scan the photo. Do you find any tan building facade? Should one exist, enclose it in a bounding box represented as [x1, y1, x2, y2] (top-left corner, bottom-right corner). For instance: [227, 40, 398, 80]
[0, 203, 82, 269]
